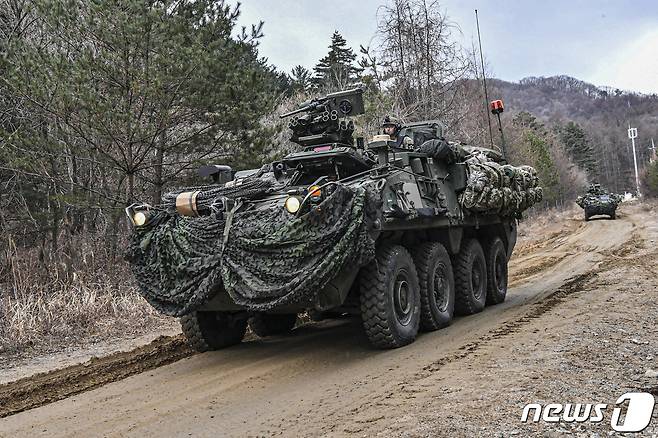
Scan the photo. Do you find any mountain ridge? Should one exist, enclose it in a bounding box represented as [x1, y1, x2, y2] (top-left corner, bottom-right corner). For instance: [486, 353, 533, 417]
[486, 75, 658, 193]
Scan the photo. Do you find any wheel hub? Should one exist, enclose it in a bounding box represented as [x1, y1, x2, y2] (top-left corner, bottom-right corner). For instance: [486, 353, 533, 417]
[432, 262, 450, 312]
[394, 269, 413, 325]
[471, 259, 484, 299]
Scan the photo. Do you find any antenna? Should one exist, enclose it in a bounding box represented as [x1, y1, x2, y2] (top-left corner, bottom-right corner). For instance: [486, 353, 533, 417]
[475, 9, 494, 150]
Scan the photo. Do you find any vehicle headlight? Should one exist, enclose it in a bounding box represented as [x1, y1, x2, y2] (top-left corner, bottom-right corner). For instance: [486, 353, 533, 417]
[125, 203, 152, 227]
[284, 196, 301, 213]
[133, 211, 148, 226]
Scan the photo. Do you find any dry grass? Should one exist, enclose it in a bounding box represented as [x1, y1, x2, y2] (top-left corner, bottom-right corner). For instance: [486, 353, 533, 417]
[518, 203, 580, 236]
[0, 236, 173, 354]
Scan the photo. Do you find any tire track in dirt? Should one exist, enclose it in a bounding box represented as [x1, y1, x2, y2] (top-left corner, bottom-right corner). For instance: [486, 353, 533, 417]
[0, 336, 193, 418]
[418, 269, 599, 376]
[508, 253, 569, 286]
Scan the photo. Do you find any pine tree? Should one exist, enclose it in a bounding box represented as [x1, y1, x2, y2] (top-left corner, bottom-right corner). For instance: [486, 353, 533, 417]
[290, 65, 313, 92]
[5, 0, 280, 204]
[313, 31, 362, 90]
[559, 122, 598, 178]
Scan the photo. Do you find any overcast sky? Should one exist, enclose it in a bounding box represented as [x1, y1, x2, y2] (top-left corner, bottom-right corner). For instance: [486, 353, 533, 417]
[237, 0, 658, 94]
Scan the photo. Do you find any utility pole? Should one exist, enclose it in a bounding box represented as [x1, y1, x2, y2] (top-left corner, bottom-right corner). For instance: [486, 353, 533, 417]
[628, 125, 640, 197]
[649, 138, 656, 164]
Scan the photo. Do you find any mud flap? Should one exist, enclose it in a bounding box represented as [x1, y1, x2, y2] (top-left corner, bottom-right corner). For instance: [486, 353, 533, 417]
[316, 265, 360, 311]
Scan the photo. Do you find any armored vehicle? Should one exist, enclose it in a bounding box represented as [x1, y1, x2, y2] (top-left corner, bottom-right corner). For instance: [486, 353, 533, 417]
[576, 183, 622, 220]
[126, 87, 542, 351]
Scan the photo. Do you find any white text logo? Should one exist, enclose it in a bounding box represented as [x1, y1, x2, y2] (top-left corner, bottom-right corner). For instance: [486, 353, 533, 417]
[521, 392, 655, 432]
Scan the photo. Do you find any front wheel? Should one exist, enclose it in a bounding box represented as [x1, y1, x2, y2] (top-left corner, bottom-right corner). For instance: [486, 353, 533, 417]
[359, 244, 421, 349]
[181, 311, 248, 352]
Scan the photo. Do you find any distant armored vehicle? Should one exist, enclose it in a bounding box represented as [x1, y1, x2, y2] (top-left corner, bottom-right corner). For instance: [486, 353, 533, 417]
[126, 87, 542, 351]
[576, 183, 622, 220]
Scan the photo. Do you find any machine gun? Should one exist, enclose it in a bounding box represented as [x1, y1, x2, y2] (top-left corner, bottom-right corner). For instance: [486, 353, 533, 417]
[280, 86, 365, 148]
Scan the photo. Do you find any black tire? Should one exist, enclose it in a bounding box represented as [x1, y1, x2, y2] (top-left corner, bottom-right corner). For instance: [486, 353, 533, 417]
[584, 211, 590, 221]
[249, 313, 297, 337]
[180, 311, 247, 352]
[411, 242, 455, 331]
[453, 238, 487, 315]
[484, 237, 508, 305]
[359, 244, 421, 349]
[610, 211, 616, 220]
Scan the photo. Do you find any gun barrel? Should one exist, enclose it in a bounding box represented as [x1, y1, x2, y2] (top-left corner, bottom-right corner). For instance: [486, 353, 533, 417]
[279, 86, 365, 119]
[279, 100, 323, 118]
[279, 106, 309, 119]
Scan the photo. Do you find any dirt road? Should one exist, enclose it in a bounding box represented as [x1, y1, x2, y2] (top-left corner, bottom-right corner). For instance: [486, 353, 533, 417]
[1, 202, 657, 437]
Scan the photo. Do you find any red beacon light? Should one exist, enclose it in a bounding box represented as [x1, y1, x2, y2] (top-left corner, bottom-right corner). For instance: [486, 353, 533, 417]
[490, 99, 504, 115]
[489, 99, 508, 158]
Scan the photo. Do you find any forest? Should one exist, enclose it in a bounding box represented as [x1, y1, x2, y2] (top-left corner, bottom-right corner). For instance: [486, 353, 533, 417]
[1, 0, 657, 352]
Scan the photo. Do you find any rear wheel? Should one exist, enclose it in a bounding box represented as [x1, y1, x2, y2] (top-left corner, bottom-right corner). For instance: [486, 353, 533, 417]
[249, 313, 297, 337]
[453, 239, 487, 315]
[411, 242, 455, 331]
[484, 237, 508, 305]
[181, 311, 247, 352]
[360, 244, 421, 349]
[584, 211, 590, 221]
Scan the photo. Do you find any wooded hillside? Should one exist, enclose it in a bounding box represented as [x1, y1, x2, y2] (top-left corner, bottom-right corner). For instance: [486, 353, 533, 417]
[491, 75, 658, 194]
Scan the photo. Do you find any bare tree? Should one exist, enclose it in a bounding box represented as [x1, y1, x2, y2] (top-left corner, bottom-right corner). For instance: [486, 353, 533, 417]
[362, 0, 472, 122]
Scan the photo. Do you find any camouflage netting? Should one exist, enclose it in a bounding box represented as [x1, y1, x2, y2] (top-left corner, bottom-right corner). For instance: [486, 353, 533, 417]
[125, 183, 379, 316]
[459, 153, 543, 216]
